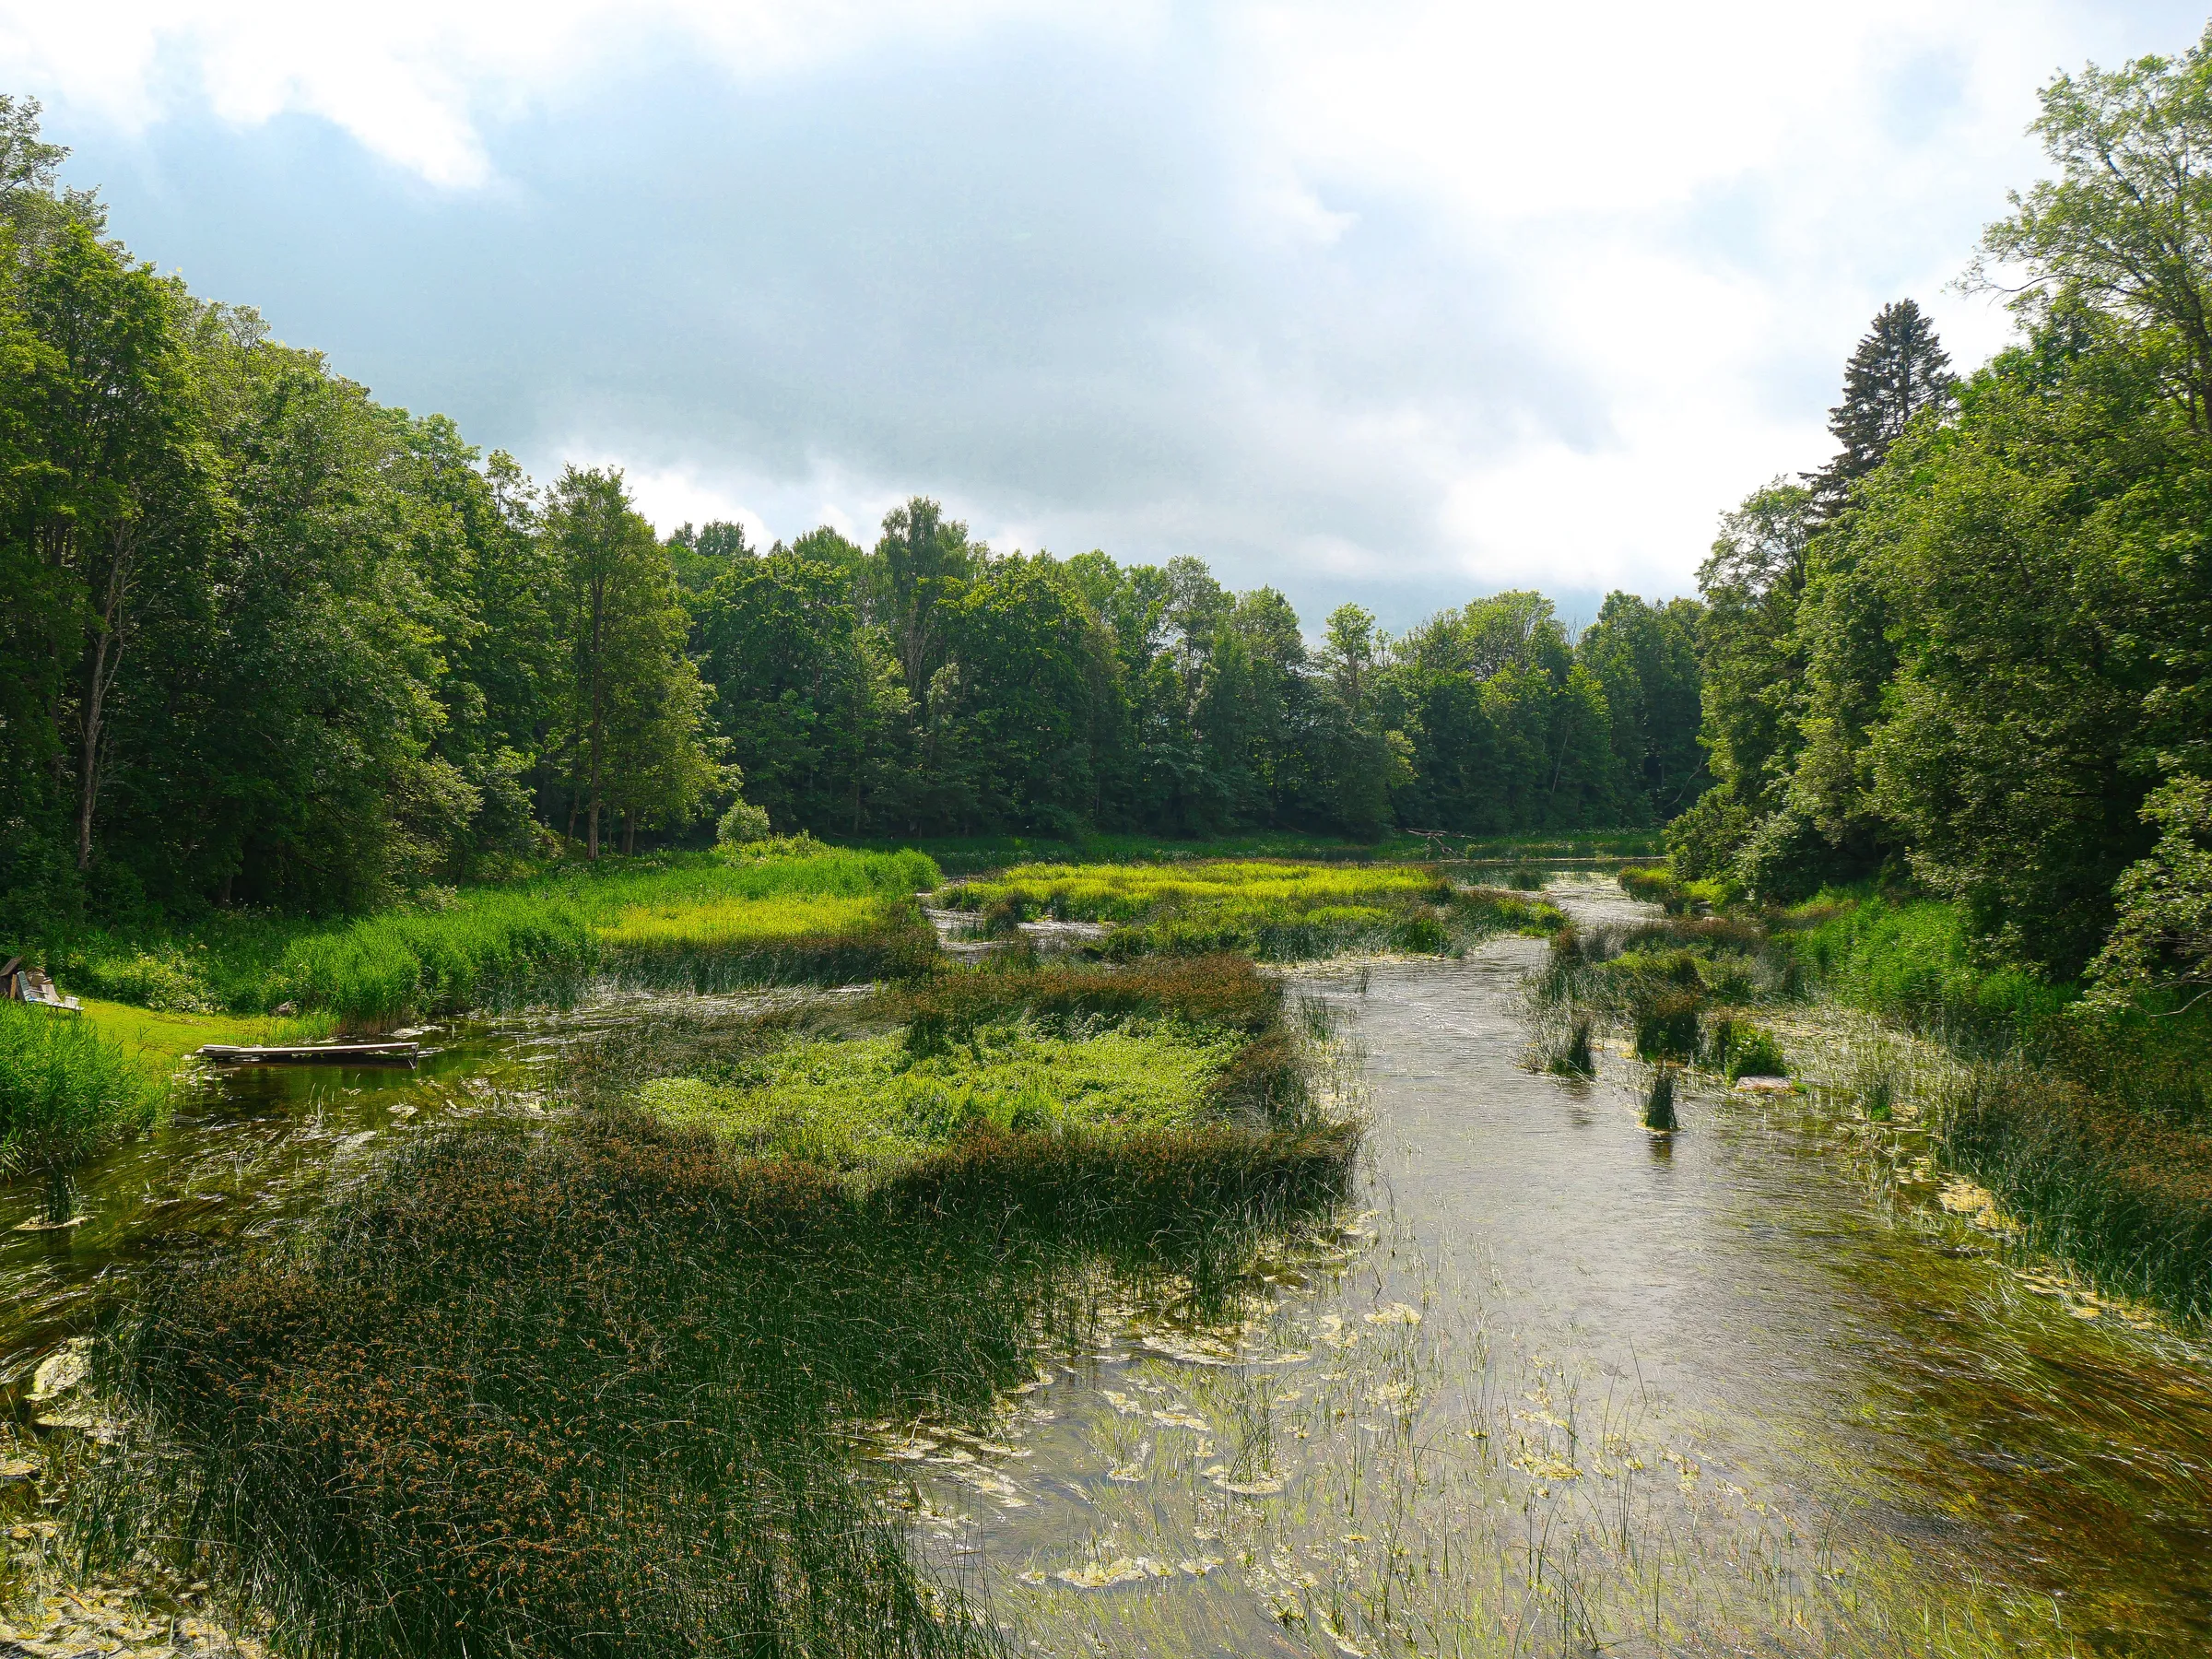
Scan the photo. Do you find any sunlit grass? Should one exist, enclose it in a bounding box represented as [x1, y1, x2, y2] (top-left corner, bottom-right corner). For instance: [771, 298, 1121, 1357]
[270, 849, 941, 1026]
[641, 1020, 1245, 1172]
[943, 859, 1559, 961]
[0, 1005, 164, 1175]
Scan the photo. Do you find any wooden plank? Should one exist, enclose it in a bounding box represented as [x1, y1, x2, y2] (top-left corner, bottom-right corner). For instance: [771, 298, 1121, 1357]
[197, 1041, 420, 1066]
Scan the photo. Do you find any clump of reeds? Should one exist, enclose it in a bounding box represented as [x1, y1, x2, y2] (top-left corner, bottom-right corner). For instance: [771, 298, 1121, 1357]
[1618, 865, 1690, 912]
[1633, 993, 1700, 1063]
[896, 953, 1283, 1056]
[0, 1004, 162, 1175]
[271, 849, 943, 1027]
[1932, 1057, 2212, 1321]
[1642, 1066, 1678, 1132]
[1702, 1016, 1786, 1081]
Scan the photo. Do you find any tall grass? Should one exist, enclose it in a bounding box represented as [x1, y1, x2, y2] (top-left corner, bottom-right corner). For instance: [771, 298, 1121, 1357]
[0, 1005, 163, 1173]
[273, 849, 941, 1026]
[78, 1104, 1353, 1659]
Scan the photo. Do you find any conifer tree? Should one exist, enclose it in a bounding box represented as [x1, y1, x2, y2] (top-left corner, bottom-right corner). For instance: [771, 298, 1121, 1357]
[1807, 300, 1953, 516]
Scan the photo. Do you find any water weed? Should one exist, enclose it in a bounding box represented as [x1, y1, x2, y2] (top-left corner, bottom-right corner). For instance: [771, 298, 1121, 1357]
[76, 1105, 1354, 1659]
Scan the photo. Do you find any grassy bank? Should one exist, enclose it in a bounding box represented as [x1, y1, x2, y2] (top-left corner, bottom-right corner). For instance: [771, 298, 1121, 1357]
[1562, 872, 2212, 1323]
[938, 859, 1561, 960]
[75, 946, 1353, 1659]
[43, 847, 941, 1030]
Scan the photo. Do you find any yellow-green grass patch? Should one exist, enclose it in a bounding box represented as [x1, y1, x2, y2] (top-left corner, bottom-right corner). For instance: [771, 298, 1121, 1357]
[639, 1018, 1242, 1174]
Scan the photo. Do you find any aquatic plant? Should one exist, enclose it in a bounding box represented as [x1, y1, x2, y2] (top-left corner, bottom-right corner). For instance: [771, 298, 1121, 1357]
[1618, 863, 1691, 912]
[79, 1106, 1352, 1659]
[1632, 992, 1700, 1062]
[1641, 1066, 1678, 1131]
[0, 1004, 163, 1174]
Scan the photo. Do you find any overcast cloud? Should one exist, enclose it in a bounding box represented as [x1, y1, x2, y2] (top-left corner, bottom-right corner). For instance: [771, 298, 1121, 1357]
[6, 2, 2206, 628]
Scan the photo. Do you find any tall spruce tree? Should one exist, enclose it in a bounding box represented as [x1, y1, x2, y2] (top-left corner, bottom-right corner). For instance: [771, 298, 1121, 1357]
[1807, 300, 1953, 517]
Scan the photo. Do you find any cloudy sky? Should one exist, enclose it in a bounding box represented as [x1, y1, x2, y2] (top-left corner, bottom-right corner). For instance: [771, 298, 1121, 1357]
[5, 2, 2206, 628]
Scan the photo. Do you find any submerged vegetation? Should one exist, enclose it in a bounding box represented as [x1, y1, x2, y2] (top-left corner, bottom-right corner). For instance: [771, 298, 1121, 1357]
[939, 859, 1560, 960]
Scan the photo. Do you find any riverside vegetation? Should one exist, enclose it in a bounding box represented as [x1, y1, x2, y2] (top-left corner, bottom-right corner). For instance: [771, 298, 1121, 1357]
[64, 950, 1358, 1659]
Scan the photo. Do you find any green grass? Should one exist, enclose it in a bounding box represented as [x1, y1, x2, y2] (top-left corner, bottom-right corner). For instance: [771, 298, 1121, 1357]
[941, 859, 1559, 960]
[640, 1021, 1243, 1171]
[41, 848, 943, 1030]
[0, 1004, 164, 1174]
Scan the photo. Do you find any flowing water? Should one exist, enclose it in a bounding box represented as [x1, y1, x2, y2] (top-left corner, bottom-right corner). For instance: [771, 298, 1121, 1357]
[4, 878, 2211, 1655]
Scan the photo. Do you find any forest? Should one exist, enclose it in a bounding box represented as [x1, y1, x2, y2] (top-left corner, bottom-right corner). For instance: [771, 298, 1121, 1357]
[0, 91, 1695, 948]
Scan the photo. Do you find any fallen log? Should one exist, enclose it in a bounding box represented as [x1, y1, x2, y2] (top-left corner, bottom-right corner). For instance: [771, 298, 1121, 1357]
[197, 1041, 419, 1067]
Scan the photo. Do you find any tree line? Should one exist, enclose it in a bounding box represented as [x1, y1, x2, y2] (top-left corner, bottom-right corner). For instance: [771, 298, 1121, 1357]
[0, 93, 1701, 935]
[1672, 29, 2212, 1006]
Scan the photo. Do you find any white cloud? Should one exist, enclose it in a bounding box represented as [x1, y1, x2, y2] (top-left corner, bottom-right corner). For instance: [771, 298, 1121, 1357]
[7, 1, 2203, 614]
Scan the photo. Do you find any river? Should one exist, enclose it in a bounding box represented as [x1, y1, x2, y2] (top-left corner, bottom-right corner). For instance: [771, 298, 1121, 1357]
[3, 876, 2209, 1655]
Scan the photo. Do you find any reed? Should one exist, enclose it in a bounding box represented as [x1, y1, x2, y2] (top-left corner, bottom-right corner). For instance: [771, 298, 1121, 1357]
[77, 1101, 1353, 1659]
[0, 1004, 164, 1174]
[272, 850, 941, 1026]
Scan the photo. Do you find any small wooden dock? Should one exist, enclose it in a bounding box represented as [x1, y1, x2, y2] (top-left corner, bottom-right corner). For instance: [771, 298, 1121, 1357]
[197, 1041, 419, 1067]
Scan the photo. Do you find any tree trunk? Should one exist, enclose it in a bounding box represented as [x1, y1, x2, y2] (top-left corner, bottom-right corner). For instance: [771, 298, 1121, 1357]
[622, 808, 637, 856]
[74, 530, 136, 872]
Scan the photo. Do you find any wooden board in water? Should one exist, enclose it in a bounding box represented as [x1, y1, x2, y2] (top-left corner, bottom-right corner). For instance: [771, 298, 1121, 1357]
[197, 1041, 419, 1067]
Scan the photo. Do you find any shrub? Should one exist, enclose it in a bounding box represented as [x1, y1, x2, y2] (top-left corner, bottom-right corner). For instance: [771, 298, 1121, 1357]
[716, 797, 773, 847]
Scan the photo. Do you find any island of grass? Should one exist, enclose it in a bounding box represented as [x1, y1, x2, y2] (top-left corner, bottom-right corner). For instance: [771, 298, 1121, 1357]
[79, 949, 1351, 1659]
[937, 857, 1563, 959]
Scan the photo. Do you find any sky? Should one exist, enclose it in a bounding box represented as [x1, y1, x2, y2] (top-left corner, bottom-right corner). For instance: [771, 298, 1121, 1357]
[5, 2, 2208, 630]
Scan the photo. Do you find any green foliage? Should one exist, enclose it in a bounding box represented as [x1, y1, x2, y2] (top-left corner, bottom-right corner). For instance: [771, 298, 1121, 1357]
[1783, 890, 2072, 1048]
[2089, 773, 2212, 1009]
[0, 1004, 161, 1172]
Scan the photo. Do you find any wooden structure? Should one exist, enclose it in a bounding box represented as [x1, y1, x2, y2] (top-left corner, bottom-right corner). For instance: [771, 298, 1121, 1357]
[0, 958, 81, 1014]
[198, 1040, 419, 1067]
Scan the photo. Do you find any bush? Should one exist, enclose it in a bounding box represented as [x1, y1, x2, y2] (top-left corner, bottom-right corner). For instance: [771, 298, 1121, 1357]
[717, 797, 774, 847]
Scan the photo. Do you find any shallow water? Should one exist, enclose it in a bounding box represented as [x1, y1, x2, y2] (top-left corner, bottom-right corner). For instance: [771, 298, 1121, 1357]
[5, 878, 2211, 1655]
[900, 877, 2212, 1656]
